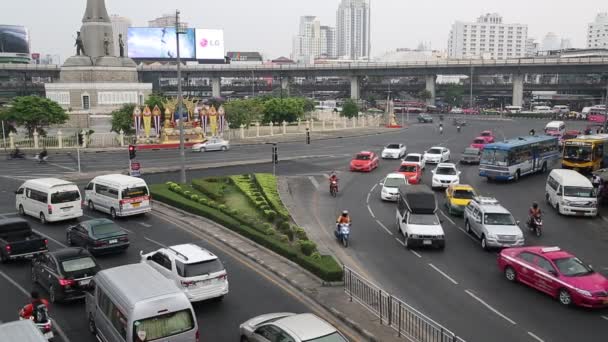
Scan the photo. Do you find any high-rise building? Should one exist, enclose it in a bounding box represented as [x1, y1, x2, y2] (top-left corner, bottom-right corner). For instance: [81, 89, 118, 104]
[541, 32, 561, 51]
[336, 0, 370, 60]
[320, 26, 336, 59]
[447, 13, 528, 59]
[291, 16, 336, 63]
[148, 14, 189, 28]
[560, 38, 573, 50]
[587, 13, 608, 48]
[525, 38, 539, 57]
[111, 15, 131, 57]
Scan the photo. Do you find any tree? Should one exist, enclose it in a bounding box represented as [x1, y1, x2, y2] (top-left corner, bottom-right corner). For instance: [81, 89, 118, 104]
[145, 94, 166, 119]
[224, 99, 264, 128]
[341, 99, 359, 118]
[110, 104, 136, 135]
[302, 97, 316, 113]
[444, 84, 464, 107]
[417, 90, 433, 103]
[1, 96, 68, 136]
[262, 98, 304, 123]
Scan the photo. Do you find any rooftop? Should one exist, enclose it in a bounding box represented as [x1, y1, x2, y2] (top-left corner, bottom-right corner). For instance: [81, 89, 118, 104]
[276, 313, 336, 340]
[165, 244, 217, 263]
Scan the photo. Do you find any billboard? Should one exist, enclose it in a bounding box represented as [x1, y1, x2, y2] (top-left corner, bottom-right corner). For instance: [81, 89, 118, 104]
[0, 25, 30, 61]
[195, 29, 225, 60]
[127, 27, 196, 59]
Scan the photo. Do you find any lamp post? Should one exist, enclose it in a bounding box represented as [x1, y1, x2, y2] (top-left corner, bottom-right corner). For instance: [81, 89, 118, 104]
[175, 10, 187, 183]
[604, 75, 608, 133]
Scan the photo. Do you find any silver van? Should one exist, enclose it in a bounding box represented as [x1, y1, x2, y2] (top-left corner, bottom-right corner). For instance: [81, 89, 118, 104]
[0, 320, 48, 342]
[85, 263, 199, 342]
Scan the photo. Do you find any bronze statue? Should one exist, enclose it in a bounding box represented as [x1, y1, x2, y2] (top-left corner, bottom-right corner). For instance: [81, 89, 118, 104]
[118, 34, 125, 57]
[75, 31, 86, 56]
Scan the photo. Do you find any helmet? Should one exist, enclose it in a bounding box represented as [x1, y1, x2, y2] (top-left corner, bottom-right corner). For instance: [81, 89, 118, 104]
[532, 202, 538, 209]
[30, 290, 40, 299]
[342, 210, 349, 216]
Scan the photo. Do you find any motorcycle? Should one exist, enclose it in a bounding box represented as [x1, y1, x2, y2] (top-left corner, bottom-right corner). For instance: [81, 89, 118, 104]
[334, 223, 351, 247]
[18, 309, 54, 340]
[7, 150, 26, 160]
[35, 153, 48, 164]
[457, 125, 461, 133]
[527, 214, 543, 237]
[329, 180, 338, 197]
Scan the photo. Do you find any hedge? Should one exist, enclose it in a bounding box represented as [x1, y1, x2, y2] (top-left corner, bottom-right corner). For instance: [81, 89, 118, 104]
[253, 173, 291, 219]
[151, 184, 343, 282]
[230, 175, 270, 209]
[191, 178, 226, 202]
[504, 112, 556, 119]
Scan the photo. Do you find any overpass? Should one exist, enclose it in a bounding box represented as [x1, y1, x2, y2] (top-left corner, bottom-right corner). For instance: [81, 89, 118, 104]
[1, 57, 608, 106]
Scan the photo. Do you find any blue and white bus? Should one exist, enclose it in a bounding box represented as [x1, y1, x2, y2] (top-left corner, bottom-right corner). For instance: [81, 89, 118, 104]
[479, 135, 561, 181]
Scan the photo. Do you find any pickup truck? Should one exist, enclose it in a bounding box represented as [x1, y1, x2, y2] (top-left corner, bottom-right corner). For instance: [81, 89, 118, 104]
[0, 218, 48, 263]
[396, 185, 445, 250]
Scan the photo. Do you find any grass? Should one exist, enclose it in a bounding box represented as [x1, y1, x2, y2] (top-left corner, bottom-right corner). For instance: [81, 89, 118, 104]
[223, 185, 261, 218]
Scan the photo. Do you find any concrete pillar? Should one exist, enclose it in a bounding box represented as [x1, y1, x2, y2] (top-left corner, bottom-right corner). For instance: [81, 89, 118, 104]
[343, 117, 347, 129]
[512, 74, 524, 107]
[81, 130, 88, 148]
[351, 117, 357, 128]
[282, 121, 287, 135]
[239, 124, 245, 139]
[350, 76, 360, 100]
[425, 75, 437, 105]
[281, 77, 290, 97]
[9, 132, 15, 149]
[269, 122, 274, 136]
[255, 122, 260, 137]
[58, 130, 63, 149]
[322, 119, 326, 130]
[118, 129, 124, 147]
[211, 77, 221, 98]
[332, 119, 337, 130]
[297, 118, 301, 131]
[33, 130, 39, 149]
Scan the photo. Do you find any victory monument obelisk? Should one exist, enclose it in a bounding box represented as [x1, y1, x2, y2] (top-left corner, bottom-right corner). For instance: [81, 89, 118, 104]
[45, 0, 151, 116]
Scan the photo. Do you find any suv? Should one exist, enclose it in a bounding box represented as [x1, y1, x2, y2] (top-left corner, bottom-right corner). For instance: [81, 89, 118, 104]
[141, 243, 229, 302]
[464, 197, 524, 250]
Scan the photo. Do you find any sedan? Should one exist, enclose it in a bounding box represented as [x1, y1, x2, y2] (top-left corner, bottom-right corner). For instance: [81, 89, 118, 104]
[192, 138, 230, 152]
[431, 163, 460, 189]
[424, 147, 450, 164]
[380, 173, 407, 201]
[403, 153, 426, 170]
[350, 151, 379, 172]
[66, 219, 129, 255]
[498, 246, 608, 308]
[31, 248, 100, 303]
[479, 130, 495, 143]
[381, 143, 406, 159]
[417, 114, 433, 123]
[240, 312, 348, 342]
[460, 147, 481, 165]
[470, 137, 487, 150]
[396, 162, 422, 184]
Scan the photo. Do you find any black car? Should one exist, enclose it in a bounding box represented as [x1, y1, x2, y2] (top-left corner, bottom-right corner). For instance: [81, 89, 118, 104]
[31, 248, 100, 303]
[66, 218, 129, 255]
[417, 114, 433, 123]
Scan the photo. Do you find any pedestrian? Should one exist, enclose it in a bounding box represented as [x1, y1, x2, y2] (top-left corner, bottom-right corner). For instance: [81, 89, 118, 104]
[592, 174, 601, 189]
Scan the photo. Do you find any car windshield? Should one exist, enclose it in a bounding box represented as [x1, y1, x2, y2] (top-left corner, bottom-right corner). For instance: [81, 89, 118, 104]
[464, 148, 479, 155]
[61, 257, 97, 273]
[564, 145, 592, 162]
[133, 309, 194, 341]
[50, 190, 80, 204]
[386, 144, 400, 149]
[305, 332, 348, 342]
[176, 258, 225, 278]
[436, 167, 457, 175]
[91, 222, 122, 237]
[481, 149, 509, 166]
[546, 127, 558, 132]
[483, 213, 516, 225]
[564, 186, 595, 198]
[453, 190, 475, 199]
[473, 139, 485, 144]
[121, 186, 148, 199]
[409, 214, 440, 225]
[428, 148, 442, 155]
[554, 257, 594, 277]
[399, 165, 417, 172]
[481, 132, 491, 137]
[404, 155, 419, 162]
[384, 177, 406, 188]
[355, 154, 371, 160]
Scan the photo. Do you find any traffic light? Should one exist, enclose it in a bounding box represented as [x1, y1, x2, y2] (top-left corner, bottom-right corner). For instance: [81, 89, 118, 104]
[128, 145, 136, 160]
[272, 144, 278, 164]
[306, 128, 311, 145]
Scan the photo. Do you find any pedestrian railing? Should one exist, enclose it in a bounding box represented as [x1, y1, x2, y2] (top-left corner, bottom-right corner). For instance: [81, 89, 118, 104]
[344, 266, 466, 342]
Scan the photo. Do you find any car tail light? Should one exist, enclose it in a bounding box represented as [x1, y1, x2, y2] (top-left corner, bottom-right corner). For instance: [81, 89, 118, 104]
[47, 205, 53, 215]
[119, 236, 129, 242]
[5, 245, 11, 254]
[44, 239, 48, 245]
[181, 280, 196, 288]
[216, 273, 227, 281]
[94, 241, 107, 247]
[195, 329, 200, 342]
[59, 278, 75, 287]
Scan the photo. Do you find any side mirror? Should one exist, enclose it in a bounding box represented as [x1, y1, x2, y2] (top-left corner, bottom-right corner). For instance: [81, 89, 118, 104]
[431, 170, 436, 174]
[516, 220, 521, 225]
[440, 219, 444, 224]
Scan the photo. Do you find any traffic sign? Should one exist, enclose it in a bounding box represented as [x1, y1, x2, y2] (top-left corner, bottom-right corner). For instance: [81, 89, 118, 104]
[130, 161, 141, 177]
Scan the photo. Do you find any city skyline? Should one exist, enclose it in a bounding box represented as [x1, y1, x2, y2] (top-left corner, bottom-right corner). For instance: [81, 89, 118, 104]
[0, 0, 605, 61]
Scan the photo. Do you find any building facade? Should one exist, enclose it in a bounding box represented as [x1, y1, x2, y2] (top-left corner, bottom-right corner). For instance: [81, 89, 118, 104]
[111, 15, 131, 57]
[148, 14, 189, 28]
[292, 16, 336, 63]
[541, 32, 561, 51]
[587, 13, 608, 48]
[447, 13, 527, 59]
[336, 0, 370, 60]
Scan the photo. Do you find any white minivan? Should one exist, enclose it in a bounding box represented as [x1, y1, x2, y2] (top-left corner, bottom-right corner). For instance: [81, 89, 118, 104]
[545, 169, 597, 216]
[15, 178, 83, 224]
[544, 121, 566, 135]
[85, 174, 151, 219]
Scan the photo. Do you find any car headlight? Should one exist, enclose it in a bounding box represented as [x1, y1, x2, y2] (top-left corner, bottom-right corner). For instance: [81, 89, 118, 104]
[433, 177, 439, 182]
[486, 233, 497, 239]
[410, 234, 419, 239]
[575, 288, 592, 297]
[562, 199, 572, 205]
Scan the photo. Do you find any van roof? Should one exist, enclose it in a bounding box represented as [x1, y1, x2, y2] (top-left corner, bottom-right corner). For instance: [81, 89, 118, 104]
[398, 185, 436, 214]
[546, 121, 565, 126]
[93, 174, 147, 186]
[0, 320, 46, 341]
[550, 169, 592, 187]
[96, 263, 182, 308]
[23, 178, 75, 189]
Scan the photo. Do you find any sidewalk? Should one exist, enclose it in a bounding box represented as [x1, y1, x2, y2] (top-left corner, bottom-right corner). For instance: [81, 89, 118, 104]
[153, 201, 401, 342]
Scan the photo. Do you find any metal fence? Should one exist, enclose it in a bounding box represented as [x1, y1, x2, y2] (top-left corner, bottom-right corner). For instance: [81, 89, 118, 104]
[343, 266, 466, 342]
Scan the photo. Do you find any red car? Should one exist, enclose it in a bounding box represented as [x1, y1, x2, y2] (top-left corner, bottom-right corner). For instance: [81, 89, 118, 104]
[498, 246, 608, 308]
[463, 108, 480, 115]
[396, 162, 422, 184]
[470, 137, 487, 150]
[562, 129, 581, 140]
[479, 130, 495, 143]
[350, 151, 379, 172]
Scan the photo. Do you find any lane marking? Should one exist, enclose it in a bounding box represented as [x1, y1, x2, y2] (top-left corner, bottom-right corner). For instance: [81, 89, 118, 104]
[0, 270, 71, 342]
[374, 219, 393, 236]
[395, 237, 405, 246]
[138, 222, 153, 228]
[428, 263, 459, 285]
[33, 230, 67, 248]
[393, 238, 422, 258]
[527, 332, 545, 342]
[366, 192, 370, 204]
[308, 176, 320, 190]
[465, 289, 517, 325]
[439, 209, 456, 225]
[144, 236, 166, 248]
[439, 210, 478, 242]
[601, 315, 608, 321]
[367, 205, 375, 218]
[47, 162, 77, 171]
[370, 184, 378, 192]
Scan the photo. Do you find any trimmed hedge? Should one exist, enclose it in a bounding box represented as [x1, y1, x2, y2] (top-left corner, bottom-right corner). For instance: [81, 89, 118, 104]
[191, 178, 226, 202]
[504, 112, 555, 119]
[253, 173, 291, 220]
[151, 184, 343, 282]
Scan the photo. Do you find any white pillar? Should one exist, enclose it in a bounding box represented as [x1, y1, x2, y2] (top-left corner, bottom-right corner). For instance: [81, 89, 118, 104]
[351, 117, 356, 128]
[269, 122, 274, 136]
[297, 118, 301, 131]
[512, 74, 524, 107]
[239, 124, 245, 139]
[81, 129, 88, 148]
[350, 76, 360, 100]
[119, 129, 125, 147]
[211, 77, 221, 98]
[281, 77, 290, 96]
[33, 130, 39, 149]
[342, 117, 347, 129]
[9, 132, 15, 149]
[57, 130, 63, 149]
[255, 122, 260, 137]
[332, 119, 337, 130]
[282, 121, 287, 134]
[322, 119, 326, 130]
[306, 119, 311, 131]
[425, 75, 437, 105]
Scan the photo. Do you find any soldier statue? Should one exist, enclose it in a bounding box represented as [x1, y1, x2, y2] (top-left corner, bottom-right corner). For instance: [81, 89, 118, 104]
[118, 34, 125, 57]
[75, 31, 86, 56]
[103, 33, 110, 56]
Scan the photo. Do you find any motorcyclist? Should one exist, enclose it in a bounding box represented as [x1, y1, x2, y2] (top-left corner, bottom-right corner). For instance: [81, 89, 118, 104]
[11, 146, 24, 159]
[528, 202, 542, 225]
[19, 291, 49, 323]
[529, 128, 536, 136]
[457, 124, 461, 133]
[439, 123, 444, 134]
[592, 174, 601, 189]
[336, 210, 351, 234]
[37, 148, 48, 163]
[329, 172, 339, 192]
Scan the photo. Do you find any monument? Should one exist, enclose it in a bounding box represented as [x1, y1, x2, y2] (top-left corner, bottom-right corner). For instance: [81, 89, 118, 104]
[45, 0, 151, 115]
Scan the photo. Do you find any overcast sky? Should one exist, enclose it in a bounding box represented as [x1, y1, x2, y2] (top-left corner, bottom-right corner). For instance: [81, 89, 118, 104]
[1, 0, 605, 60]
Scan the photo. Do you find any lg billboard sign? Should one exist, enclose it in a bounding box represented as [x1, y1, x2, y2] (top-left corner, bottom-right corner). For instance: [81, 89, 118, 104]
[195, 29, 225, 60]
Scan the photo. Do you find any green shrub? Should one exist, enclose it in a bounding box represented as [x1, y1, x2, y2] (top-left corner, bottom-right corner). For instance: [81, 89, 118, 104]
[278, 234, 289, 243]
[191, 178, 226, 202]
[264, 210, 277, 221]
[198, 197, 208, 205]
[190, 194, 199, 201]
[284, 227, 294, 241]
[298, 240, 317, 256]
[294, 227, 308, 241]
[218, 204, 227, 211]
[228, 208, 239, 216]
[310, 252, 322, 261]
[165, 181, 176, 187]
[255, 195, 265, 202]
[253, 173, 291, 219]
[259, 204, 270, 211]
[183, 191, 192, 197]
[255, 201, 266, 207]
[207, 200, 218, 208]
[252, 192, 262, 197]
[262, 222, 273, 230]
[264, 228, 276, 236]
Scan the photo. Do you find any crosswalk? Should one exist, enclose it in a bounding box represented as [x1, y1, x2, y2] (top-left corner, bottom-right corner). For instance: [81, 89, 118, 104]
[1, 156, 79, 181]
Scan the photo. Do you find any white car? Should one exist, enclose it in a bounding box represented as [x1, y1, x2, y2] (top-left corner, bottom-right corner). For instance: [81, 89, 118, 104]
[380, 173, 408, 201]
[240, 313, 348, 342]
[140, 243, 229, 302]
[431, 163, 461, 189]
[403, 153, 426, 170]
[424, 146, 450, 164]
[381, 143, 406, 159]
[192, 138, 230, 152]
[450, 107, 464, 114]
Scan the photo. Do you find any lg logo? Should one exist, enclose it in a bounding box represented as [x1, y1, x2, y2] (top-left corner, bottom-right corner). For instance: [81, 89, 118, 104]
[200, 39, 221, 48]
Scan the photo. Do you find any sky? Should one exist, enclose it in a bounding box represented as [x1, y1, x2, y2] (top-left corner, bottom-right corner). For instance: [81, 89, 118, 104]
[0, 0, 605, 61]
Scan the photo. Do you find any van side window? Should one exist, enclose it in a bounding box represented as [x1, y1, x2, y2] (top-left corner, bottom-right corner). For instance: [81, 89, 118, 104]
[108, 188, 119, 199]
[96, 184, 108, 195]
[85, 183, 94, 191]
[547, 176, 558, 190]
[97, 289, 127, 339]
[26, 189, 48, 203]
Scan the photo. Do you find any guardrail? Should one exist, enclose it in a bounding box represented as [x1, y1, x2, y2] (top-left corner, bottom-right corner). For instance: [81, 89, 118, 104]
[344, 266, 466, 342]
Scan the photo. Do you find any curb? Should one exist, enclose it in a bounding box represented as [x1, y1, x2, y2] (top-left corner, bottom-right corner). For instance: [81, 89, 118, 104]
[330, 308, 379, 342]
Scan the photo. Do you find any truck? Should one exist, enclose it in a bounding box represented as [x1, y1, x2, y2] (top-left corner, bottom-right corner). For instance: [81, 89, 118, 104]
[396, 185, 445, 249]
[0, 218, 48, 263]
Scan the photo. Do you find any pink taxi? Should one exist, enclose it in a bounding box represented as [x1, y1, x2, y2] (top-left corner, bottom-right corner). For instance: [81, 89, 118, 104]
[479, 130, 495, 143]
[470, 137, 487, 150]
[498, 246, 608, 308]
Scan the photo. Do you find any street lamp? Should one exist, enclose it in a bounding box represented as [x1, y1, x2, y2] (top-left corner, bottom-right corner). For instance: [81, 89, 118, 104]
[175, 10, 187, 183]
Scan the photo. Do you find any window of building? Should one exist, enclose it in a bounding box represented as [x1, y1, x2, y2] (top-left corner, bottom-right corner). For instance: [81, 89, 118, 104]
[82, 95, 90, 110]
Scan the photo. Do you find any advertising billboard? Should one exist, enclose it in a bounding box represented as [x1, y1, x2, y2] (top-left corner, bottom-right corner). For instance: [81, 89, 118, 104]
[0, 25, 30, 62]
[195, 29, 225, 60]
[127, 27, 196, 59]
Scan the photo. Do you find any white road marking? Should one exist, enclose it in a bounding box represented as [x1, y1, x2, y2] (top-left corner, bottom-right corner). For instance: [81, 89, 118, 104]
[410, 250, 422, 258]
[439, 210, 478, 242]
[375, 219, 393, 236]
[308, 176, 320, 190]
[47, 162, 77, 171]
[439, 209, 456, 225]
[0, 270, 71, 342]
[601, 315, 608, 321]
[370, 184, 378, 192]
[527, 332, 545, 342]
[465, 289, 517, 325]
[144, 236, 166, 248]
[395, 238, 405, 246]
[429, 264, 459, 285]
[138, 222, 153, 228]
[367, 205, 375, 218]
[366, 192, 370, 204]
[33, 230, 67, 248]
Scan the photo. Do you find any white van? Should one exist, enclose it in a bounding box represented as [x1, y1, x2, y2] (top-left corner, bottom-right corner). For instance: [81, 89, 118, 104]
[533, 106, 552, 113]
[15, 178, 83, 224]
[85, 174, 151, 219]
[505, 106, 522, 114]
[552, 105, 570, 115]
[86, 263, 199, 342]
[544, 121, 566, 135]
[545, 169, 597, 216]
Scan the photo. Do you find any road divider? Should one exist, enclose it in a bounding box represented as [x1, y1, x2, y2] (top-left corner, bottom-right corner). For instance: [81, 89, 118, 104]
[428, 264, 459, 285]
[464, 289, 517, 325]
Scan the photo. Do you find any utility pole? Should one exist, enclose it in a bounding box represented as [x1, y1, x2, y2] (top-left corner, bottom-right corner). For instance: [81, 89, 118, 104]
[176, 10, 187, 183]
[469, 66, 474, 109]
[604, 75, 608, 133]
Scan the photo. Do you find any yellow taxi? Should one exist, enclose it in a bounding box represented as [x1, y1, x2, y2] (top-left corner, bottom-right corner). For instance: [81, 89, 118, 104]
[445, 184, 477, 216]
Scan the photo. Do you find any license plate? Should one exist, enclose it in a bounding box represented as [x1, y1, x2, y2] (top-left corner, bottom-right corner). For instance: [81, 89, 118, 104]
[79, 279, 91, 286]
[423, 240, 432, 245]
[44, 332, 54, 339]
[109, 239, 118, 244]
[132, 202, 140, 208]
[62, 207, 71, 211]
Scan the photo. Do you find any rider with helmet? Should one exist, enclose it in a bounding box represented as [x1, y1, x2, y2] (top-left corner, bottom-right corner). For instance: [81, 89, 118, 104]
[19, 291, 50, 322]
[336, 210, 351, 233]
[528, 202, 542, 224]
[329, 171, 339, 192]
